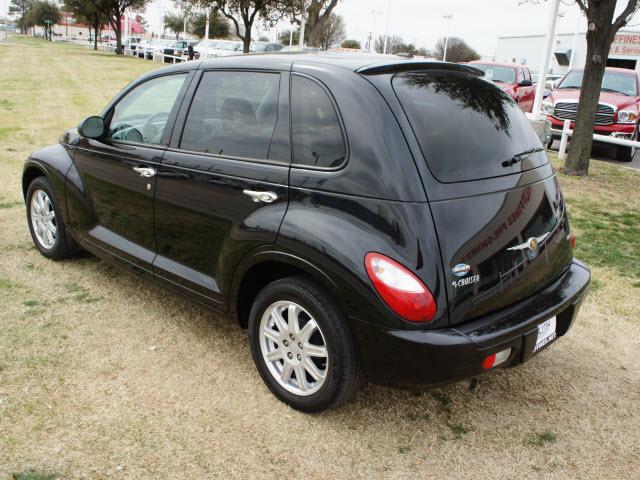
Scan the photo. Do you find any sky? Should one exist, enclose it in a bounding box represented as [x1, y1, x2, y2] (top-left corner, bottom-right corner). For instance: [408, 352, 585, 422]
[332, 0, 587, 56]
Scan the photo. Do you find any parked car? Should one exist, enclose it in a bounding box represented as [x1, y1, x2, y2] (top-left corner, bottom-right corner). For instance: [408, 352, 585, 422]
[532, 72, 563, 91]
[194, 39, 242, 58]
[469, 61, 535, 113]
[156, 39, 189, 63]
[122, 36, 142, 53]
[543, 67, 640, 161]
[22, 55, 590, 412]
[182, 40, 201, 60]
[249, 41, 283, 53]
[280, 45, 321, 52]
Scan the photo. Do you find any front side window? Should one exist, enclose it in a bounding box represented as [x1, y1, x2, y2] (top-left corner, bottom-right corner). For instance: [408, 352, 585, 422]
[180, 71, 280, 159]
[291, 76, 346, 168]
[107, 74, 187, 145]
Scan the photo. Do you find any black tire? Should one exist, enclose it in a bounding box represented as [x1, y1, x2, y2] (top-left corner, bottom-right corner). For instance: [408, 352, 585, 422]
[616, 129, 637, 162]
[248, 275, 365, 412]
[26, 176, 80, 260]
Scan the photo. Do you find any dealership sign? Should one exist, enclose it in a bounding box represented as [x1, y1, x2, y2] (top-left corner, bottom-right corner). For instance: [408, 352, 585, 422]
[610, 34, 640, 57]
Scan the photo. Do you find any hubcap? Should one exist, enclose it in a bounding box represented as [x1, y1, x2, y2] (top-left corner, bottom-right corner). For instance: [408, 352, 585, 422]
[30, 189, 57, 249]
[259, 301, 328, 396]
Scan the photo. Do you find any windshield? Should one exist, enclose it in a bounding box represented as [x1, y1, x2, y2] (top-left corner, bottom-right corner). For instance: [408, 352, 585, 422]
[470, 64, 516, 84]
[558, 70, 637, 95]
[197, 40, 217, 49]
[393, 71, 547, 183]
[217, 41, 241, 51]
[251, 43, 268, 52]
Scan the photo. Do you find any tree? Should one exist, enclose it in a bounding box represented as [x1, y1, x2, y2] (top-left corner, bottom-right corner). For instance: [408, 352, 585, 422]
[565, 1, 640, 175]
[26, 1, 61, 40]
[341, 38, 360, 49]
[164, 12, 184, 39]
[96, 0, 150, 55]
[287, 0, 340, 47]
[189, 9, 230, 38]
[433, 36, 480, 62]
[64, 0, 108, 50]
[374, 34, 402, 54]
[9, 0, 32, 34]
[311, 12, 344, 50]
[197, 1, 285, 53]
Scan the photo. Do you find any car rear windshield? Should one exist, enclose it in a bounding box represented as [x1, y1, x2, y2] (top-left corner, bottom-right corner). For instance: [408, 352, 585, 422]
[393, 71, 547, 183]
[469, 64, 515, 84]
[558, 70, 637, 96]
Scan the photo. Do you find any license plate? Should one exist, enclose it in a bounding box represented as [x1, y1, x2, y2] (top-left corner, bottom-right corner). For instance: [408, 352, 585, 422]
[533, 316, 557, 353]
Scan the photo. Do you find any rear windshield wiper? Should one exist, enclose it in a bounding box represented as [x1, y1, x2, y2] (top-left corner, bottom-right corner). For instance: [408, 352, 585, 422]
[502, 147, 544, 168]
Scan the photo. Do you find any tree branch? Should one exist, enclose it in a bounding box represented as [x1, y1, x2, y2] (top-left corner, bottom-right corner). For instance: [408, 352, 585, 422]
[613, 0, 640, 31]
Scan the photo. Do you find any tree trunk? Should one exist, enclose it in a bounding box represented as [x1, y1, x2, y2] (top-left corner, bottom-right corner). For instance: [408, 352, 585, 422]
[243, 35, 251, 53]
[115, 24, 122, 55]
[564, 1, 619, 176]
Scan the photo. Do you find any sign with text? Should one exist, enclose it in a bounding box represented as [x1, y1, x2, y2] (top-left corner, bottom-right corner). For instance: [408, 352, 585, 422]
[610, 33, 640, 57]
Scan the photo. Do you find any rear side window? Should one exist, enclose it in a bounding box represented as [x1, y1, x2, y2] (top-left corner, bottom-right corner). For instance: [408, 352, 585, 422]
[393, 71, 546, 183]
[291, 75, 346, 168]
[180, 71, 280, 159]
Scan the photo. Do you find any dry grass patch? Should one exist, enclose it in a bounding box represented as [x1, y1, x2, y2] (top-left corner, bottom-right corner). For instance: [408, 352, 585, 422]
[0, 37, 639, 479]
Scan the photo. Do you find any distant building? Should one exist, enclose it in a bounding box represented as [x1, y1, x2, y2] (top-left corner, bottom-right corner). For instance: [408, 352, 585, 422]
[495, 29, 640, 74]
[46, 12, 146, 40]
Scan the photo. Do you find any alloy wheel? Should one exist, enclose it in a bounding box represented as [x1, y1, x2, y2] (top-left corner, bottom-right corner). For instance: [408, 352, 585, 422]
[30, 189, 57, 249]
[259, 300, 329, 396]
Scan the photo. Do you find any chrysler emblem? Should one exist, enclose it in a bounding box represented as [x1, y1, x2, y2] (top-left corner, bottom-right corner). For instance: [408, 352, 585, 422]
[508, 232, 550, 258]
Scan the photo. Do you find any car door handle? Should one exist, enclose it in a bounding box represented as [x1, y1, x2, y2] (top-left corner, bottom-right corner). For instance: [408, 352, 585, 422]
[133, 166, 156, 178]
[242, 189, 278, 203]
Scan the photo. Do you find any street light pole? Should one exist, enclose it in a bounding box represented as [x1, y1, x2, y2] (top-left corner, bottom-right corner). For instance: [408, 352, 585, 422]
[532, 0, 561, 119]
[204, 7, 210, 39]
[442, 14, 453, 62]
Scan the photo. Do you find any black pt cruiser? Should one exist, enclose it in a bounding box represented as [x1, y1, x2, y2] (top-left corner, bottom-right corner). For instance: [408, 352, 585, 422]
[22, 54, 590, 412]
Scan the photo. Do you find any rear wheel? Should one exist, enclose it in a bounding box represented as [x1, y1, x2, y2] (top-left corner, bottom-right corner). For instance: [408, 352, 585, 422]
[26, 177, 80, 260]
[248, 276, 365, 412]
[616, 127, 637, 162]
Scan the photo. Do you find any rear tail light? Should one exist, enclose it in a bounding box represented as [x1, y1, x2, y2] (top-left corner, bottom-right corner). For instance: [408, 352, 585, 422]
[482, 348, 511, 370]
[364, 252, 436, 323]
[570, 232, 576, 250]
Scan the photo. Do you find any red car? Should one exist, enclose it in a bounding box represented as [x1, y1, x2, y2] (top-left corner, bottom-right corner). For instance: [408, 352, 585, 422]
[469, 61, 535, 112]
[543, 67, 640, 162]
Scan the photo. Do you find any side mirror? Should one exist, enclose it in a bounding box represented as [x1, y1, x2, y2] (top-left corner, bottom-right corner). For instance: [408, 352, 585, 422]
[78, 116, 105, 139]
[519, 79, 533, 87]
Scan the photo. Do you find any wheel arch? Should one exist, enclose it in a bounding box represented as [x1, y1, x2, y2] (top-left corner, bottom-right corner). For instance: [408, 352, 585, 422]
[230, 250, 340, 329]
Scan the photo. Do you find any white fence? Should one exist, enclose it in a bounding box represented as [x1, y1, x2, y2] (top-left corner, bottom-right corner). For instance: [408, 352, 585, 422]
[64, 37, 189, 64]
[553, 118, 640, 160]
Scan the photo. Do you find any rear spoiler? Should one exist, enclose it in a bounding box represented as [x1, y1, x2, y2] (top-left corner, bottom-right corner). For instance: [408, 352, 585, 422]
[356, 61, 484, 76]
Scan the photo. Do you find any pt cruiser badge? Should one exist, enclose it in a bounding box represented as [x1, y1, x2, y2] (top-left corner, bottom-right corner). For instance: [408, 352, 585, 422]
[452, 263, 471, 277]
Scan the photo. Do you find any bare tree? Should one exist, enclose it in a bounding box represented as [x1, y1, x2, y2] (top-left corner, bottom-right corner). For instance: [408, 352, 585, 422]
[311, 12, 344, 50]
[565, 0, 640, 175]
[195, 1, 285, 53]
[433, 36, 480, 63]
[374, 34, 402, 54]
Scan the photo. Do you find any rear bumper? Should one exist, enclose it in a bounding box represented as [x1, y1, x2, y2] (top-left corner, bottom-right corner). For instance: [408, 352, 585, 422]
[352, 259, 590, 386]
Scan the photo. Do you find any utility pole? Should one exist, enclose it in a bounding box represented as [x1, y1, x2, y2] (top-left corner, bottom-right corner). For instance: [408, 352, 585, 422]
[289, 28, 293, 46]
[298, 15, 306, 49]
[532, 0, 561, 119]
[382, 0, 391, 54]
[442, 14, 453, 62]
[204, 7, 210, 39]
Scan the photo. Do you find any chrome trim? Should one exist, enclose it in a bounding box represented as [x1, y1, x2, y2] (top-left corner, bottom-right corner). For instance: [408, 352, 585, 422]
[132, 166, 156, 178]
[242, 189, 278, 203]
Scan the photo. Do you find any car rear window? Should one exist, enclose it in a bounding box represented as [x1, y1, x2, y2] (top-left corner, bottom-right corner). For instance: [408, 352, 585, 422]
[393, 71, 547, 183]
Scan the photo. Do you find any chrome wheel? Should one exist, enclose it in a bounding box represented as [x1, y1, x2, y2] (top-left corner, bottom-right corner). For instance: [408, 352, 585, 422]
[259, 301, 329, 396]
[30, 189, 57, 249]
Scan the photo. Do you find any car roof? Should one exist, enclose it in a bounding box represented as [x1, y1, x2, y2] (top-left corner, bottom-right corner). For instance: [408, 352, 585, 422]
[142, 52, 483, 78]
[568, 66, 638, 75]
[469, 60, 522, 69]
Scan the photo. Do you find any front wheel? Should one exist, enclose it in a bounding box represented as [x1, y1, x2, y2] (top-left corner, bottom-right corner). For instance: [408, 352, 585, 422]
[26, 177, 80, 260]
[616, 128, 638, 162]
[248, 276, 365, 412]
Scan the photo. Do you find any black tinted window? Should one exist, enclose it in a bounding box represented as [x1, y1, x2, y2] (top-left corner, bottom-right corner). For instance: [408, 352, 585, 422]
[393, 71, 546, 183]
[181, 71, 280, 159]
[291, 76, 346, 168]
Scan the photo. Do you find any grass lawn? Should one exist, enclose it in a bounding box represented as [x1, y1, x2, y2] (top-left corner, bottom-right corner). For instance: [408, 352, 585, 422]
[1, 36, 639, 479]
